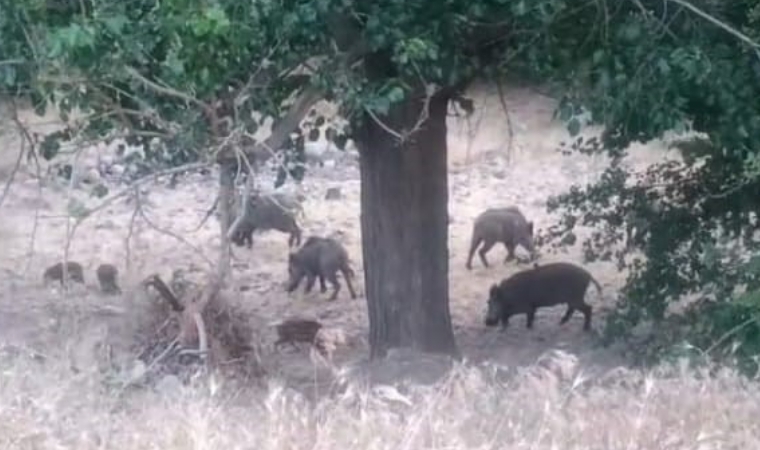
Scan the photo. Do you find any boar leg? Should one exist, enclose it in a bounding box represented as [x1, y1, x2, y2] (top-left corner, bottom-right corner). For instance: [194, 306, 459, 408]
[327, 271, 342, 301]
[288, 226, 302, 248]
[244, 229, 255, 249]
[341, 267, 358, 299]
[502, 243, 516, 264]
[318, 275, 327, 293]
[499, 315, 511, 332]
[578, 303, 593, 331]
[526, 307, 538, 329]
[466, 236, 483, 270]
[286, 271, 304, 292]
[293, 227, 302, 247]
[304, 273, 317, 293]
[478, 239, 496, 268]
[559, 305, 576, 325]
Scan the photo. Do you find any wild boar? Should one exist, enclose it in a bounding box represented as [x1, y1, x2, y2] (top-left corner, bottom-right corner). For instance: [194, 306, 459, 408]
[230, 192, 303, 248]
[286, 236, 357, 301]
[484, 262, 603, 331]
[96, 263, 121, 294]
[466, 207, 536, 270]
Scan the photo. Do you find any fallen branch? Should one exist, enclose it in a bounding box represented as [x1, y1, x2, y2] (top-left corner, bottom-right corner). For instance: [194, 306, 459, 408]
[192, 312, 208, 360]
[143, 274, 185, 312]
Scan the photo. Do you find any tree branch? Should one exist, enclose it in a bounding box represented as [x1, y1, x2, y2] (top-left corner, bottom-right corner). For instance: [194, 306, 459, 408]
[668, 0, 760, 49]
[124, 67, 223, 136]
[216, 85, 323, 165]
[218, 39, 370, 166]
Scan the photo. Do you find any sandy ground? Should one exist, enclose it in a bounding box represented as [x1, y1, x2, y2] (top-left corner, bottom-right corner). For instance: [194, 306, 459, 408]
[0, 82, 683, 389]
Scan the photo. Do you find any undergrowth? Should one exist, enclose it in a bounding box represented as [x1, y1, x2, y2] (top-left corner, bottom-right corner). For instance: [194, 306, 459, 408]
[0, 347, 757, 449]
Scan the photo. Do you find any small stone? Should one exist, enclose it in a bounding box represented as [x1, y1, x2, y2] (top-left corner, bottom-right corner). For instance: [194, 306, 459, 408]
[325, 187, 342, 200]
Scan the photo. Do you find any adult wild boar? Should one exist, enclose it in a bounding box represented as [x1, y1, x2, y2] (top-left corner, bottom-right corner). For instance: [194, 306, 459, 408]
[230, 192, 303, 248]
[484, 262, 603, 331]
[466, 206, 536, 270]
[286, 236, 357, 301]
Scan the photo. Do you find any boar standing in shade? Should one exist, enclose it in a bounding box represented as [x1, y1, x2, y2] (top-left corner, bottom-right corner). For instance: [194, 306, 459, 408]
[484, 262, 602, 331]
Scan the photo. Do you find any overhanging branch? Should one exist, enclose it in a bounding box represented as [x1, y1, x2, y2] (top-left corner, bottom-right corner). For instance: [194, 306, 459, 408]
[217, 39, 369, 167]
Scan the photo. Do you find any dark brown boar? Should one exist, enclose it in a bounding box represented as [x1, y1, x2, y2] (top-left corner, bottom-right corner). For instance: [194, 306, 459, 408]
[96, 263, 121, 294]
[484, 262, 603, 331]
[230, 193, 303, 248]
[286, 236, 357, 301]
[466, 207, 536, 270]
[43, 261, 85, 285]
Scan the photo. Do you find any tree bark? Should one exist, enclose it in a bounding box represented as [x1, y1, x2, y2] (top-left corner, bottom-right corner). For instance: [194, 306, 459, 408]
[355, 88, 459, 360]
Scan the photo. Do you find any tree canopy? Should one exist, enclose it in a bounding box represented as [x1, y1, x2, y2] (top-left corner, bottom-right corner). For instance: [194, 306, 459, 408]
[3, 0, 760, 369]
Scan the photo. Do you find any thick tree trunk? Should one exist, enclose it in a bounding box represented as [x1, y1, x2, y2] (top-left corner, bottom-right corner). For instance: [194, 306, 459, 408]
[355, 88, 459, 360]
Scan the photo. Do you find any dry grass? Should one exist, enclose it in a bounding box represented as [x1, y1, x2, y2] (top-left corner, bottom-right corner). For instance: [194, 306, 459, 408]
[0, 346, 757, 449]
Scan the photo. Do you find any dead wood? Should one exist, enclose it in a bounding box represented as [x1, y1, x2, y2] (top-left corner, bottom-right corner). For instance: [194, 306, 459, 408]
[143, 274, 184, 312]
[136, 272, 264, 381]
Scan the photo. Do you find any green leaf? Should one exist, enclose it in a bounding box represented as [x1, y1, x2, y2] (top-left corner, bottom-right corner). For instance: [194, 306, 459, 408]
[592, 49, 605, 65]
[656, 58, 670, 75]
[1, 66, 16, 87]
[103, 16, 128, 36]
[512, 1, 527, 15]
[371, 96, 391, 116]
[387, 86, 405, 103]
[621, 22, 642, 41]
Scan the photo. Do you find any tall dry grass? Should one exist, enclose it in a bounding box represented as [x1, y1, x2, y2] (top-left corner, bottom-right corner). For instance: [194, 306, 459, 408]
[0, 347, 757, 450]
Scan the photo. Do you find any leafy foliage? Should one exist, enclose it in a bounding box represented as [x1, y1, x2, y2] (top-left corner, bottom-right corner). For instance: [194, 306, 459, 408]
[536, 2, 760, 373]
